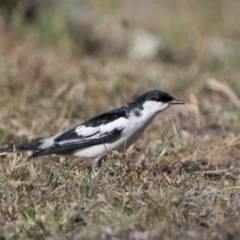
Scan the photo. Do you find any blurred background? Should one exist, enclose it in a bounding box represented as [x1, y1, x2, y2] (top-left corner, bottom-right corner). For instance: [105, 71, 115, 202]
[0, 0, 240, 140]
[1, 0, 240, 61]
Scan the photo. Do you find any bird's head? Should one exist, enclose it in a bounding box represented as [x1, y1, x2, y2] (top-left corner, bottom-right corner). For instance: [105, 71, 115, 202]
[135, 90, 185, 114]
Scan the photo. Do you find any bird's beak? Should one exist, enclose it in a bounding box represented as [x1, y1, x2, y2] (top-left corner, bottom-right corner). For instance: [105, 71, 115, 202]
[170, 99, 185, 105]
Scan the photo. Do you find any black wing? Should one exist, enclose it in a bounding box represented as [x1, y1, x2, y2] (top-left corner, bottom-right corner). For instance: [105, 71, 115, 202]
[29, 106, 130, 158]
[54, 105, 129, 142]
[30, 127, 124, 158]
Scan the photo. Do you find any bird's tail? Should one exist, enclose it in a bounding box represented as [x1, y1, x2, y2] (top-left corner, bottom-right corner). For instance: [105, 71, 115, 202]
[0, 142, 40, 153]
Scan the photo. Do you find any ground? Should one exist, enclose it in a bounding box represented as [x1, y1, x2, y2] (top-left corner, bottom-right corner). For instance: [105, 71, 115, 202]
[0, 1, 240, 239]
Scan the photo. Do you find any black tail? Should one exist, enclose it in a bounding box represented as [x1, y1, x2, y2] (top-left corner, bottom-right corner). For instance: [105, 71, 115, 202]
[0, 142, 40, 153]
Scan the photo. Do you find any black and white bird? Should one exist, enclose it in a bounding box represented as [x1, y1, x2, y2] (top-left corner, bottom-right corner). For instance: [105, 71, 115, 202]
[0, 90, 184, 169]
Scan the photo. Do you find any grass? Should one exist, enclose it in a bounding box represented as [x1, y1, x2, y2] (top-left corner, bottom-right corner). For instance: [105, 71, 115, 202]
[1, 1, 240, 239]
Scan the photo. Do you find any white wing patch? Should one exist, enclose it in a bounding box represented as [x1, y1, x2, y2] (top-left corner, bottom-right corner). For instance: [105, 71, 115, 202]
[75, 126, 99, 138]
[75, 117, 128, 140]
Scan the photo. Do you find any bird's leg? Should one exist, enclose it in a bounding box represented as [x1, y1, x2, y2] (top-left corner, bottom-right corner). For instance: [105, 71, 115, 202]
[91, 157, 102, 177]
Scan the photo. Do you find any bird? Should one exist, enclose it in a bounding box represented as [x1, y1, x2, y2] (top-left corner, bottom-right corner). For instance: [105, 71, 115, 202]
[0, 90, 184, 170]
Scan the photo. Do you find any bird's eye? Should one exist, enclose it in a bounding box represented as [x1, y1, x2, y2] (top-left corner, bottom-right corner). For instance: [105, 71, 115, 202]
[156, 96, 161, 102]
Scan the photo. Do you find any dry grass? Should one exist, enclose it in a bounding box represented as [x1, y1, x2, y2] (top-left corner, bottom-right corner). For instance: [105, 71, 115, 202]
[1, 1, 240, 239]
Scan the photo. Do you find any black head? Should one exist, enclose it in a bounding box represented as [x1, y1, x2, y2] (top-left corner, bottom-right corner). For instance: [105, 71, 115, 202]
[136, 90, 184, 104]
